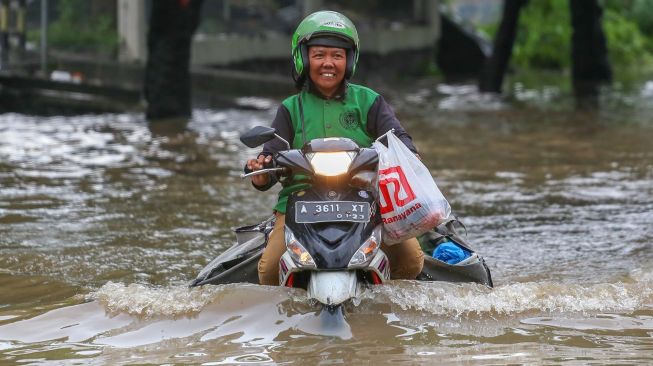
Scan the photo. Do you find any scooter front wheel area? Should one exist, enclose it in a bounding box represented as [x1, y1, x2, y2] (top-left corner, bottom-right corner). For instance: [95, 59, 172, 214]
[307, 271, 360, 306]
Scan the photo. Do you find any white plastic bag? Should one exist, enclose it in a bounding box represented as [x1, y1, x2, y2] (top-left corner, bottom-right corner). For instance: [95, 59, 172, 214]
[373, 132, 451, 244]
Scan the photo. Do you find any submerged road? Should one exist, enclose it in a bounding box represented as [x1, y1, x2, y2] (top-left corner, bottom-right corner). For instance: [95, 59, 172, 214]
[0, 78, 652, 364]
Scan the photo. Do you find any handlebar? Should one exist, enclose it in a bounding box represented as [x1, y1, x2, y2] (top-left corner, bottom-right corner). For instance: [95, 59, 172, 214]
[240, 167, 287, 179]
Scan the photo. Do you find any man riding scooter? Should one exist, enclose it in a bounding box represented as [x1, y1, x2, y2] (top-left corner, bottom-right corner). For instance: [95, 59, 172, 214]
[245, 10, 424, 286]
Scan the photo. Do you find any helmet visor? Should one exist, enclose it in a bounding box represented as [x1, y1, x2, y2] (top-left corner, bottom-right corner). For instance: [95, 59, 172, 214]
[305, 35, 353, 49]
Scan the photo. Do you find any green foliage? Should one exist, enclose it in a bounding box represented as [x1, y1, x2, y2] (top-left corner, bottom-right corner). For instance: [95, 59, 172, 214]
[513, 0, 571, 69]
[602, 0, 653, 66]
[488, 0, 653, 71]
[48, 0, 118, 55]
[602, 8, 653, 68]
[630, 0, 653, 35]
[602, 0, 653, 34]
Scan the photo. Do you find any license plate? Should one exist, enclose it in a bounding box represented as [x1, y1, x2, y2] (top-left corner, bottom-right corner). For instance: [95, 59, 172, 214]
[295, 201, 370, 223]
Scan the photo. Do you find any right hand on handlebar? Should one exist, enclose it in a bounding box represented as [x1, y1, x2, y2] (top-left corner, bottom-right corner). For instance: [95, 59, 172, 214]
[246, 155, 273, 187]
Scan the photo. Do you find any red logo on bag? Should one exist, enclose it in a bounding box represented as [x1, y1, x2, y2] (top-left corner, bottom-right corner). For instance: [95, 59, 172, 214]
[378, 166, 416, 214]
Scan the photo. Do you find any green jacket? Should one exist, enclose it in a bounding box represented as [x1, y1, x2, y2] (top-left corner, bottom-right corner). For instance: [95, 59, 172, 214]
[256, 83, 417, 214]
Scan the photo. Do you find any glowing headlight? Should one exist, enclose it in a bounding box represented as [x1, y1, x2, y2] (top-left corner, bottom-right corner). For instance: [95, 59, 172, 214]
[308, 151, 355, 176]
[348, 227, 382, 267]
[285, 227, 316, 268]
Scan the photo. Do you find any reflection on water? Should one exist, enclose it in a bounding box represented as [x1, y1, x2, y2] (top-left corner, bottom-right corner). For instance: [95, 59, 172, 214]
[1, 78, 653, 364]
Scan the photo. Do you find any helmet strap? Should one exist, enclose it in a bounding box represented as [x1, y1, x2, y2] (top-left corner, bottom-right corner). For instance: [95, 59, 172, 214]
[300, 44, 309, 79]
[297, 93, 307, 145]
[292, 66, 307, 90]
[345, 49, 355, 79]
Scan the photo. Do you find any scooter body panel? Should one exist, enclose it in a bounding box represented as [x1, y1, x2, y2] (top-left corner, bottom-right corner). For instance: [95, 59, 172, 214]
[285, 187, 380, 270]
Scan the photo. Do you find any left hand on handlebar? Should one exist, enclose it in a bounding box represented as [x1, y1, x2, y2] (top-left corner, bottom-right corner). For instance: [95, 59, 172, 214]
[246, 155, 273, 186]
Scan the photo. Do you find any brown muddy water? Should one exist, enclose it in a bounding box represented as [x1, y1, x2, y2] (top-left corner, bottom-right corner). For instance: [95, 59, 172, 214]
[1, 79, 652, 365]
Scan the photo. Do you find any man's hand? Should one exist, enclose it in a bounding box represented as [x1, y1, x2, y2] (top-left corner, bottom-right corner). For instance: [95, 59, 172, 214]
[246, 155, 273, 187]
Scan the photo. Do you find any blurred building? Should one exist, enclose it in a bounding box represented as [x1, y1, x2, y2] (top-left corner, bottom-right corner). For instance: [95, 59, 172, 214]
[3, 0, 449, 112]
[118, 0, 442, 78]
[12, 0, 443, 79]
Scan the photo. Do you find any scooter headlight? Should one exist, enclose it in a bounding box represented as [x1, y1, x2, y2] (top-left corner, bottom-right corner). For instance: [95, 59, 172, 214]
[307, 151, 355, 177]
[285, 227, 316, 268]
[348, 227, 382, 268]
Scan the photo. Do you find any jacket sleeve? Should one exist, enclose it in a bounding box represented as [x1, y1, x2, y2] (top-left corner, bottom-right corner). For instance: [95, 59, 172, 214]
[244, 105, 294, 191]
[262, 104, 294, 155]
[366, 95, 419, 154]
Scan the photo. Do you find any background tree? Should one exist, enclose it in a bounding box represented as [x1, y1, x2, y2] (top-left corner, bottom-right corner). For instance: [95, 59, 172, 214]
[569, 0, 612, 104]
[478, 0, 613, 104]
[478, 0, 529, 93]
[144, 0, 203, 121]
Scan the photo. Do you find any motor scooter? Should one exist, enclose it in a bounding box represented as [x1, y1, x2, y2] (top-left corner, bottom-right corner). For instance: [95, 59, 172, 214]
[190, 126, 493, 307]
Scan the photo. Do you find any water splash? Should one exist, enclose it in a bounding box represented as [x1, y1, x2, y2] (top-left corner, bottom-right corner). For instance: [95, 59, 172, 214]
[2, 273, 652, 356]
[81, 282, 354, 347]
[89, 281, 244, 318]
[366, 269, 653, 317]
[88, 268, 653, 322]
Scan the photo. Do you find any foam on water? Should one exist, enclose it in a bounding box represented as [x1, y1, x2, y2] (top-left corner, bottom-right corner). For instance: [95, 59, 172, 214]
[368, 268, 653, 317]
[88, 268, 653, 321]
[78, 282, 353, 347]
[89, 281, 239, 318]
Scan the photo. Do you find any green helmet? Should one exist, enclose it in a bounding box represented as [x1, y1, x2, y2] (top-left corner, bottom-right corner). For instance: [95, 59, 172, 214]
[291, 11, 360, 80]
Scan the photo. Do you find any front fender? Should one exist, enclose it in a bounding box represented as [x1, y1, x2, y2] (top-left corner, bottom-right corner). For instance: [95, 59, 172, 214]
[307, 271, 359, 306]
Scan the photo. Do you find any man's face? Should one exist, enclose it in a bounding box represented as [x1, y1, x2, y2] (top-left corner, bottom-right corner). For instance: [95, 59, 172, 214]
[308, 46, 347, 97]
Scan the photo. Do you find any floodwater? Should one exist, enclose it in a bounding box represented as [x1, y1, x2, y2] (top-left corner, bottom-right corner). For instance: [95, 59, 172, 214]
[1, 77, 652, 365]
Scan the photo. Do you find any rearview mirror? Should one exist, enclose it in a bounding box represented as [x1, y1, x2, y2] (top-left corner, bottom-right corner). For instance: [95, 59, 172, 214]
[240, 126, 276, 148]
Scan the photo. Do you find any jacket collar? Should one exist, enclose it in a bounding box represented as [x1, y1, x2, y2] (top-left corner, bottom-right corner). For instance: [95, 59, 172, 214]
[306, 80, 348, 101]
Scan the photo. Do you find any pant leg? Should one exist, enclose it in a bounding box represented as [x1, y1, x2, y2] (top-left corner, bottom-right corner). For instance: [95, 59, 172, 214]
[258, 213, 286, 285]
[381, 237, 424, 280]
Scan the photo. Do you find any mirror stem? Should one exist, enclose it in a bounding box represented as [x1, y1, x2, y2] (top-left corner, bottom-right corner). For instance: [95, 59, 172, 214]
[274, 134, 291, 150]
